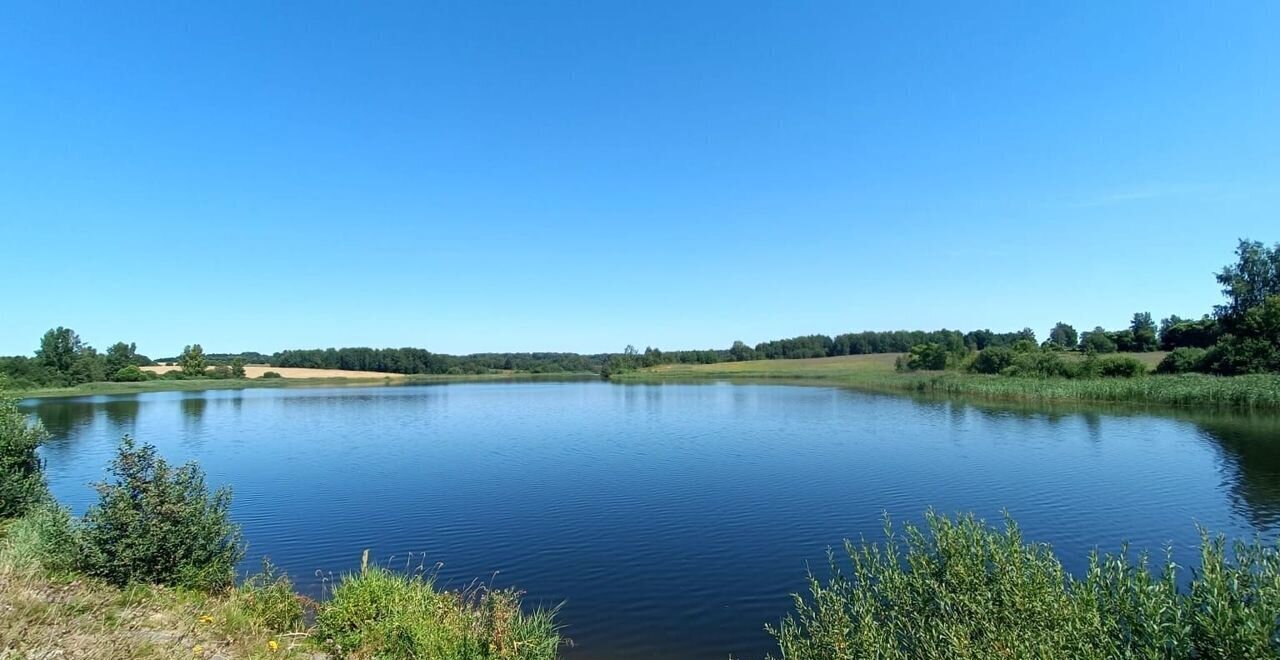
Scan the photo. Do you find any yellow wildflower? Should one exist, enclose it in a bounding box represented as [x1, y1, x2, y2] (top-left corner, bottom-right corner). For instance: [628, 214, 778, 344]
[198, 614, 214, 625]
[192, 645, 204, 656]
[268, 640, 280, 652]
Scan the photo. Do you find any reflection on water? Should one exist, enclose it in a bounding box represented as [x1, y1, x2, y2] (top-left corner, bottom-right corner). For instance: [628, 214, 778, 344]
[19, 383, 1280, 660]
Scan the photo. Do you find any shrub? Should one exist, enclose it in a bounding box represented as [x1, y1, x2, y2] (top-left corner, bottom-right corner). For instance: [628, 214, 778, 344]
[0, 501, 78, 574]
[112, 365, 148, 382]
[207, 365, 233, 379]
[78, 436, 242, 590]
[0, 394, 49, 518]
[260, 371, 282, 379]
[1096, 355, 1147, 378]
[969, 346, 1016, 374]
[1004, 350, 1075, 378]
[897, 343, 948, 372]
[768, 512, 1280, 660]
[315, 564, 561, 660]
[1157, 347, 1210, 374]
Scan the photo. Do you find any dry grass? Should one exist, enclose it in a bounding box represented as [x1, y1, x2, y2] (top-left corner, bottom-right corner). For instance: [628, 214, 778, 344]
[142, 365, 404, 380]
[0, 566, 314, 659]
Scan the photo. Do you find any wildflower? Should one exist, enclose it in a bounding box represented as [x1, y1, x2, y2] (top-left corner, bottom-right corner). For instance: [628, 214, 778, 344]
[268, 640, 280, 652]
[192, 645, 204, 656]
[198, 614, 214, 625]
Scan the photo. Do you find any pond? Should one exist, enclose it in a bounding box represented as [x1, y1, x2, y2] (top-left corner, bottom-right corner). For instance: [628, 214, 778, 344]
[23, 381, 1280, 659]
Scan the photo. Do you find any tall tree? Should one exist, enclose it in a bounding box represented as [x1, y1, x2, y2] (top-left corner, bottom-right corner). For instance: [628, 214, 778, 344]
[179, 344, 206, 376]
[1129, 312, 1159, 352]
[1215, 239, 1280, 325]
[1047, 322, 1078, 349]
[36, 327, 83, 375]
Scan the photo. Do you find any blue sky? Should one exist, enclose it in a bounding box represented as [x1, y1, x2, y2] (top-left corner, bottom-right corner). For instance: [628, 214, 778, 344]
[1, 2, 1276, 357]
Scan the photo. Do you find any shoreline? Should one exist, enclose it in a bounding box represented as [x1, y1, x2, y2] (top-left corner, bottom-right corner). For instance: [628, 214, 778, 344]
[14, 371, 598, 399]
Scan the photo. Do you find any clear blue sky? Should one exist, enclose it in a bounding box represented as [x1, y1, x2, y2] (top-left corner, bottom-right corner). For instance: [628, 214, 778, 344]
[1, 2, 1276, 357]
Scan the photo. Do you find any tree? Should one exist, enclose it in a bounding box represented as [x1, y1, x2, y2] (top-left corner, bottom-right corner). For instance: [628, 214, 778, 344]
[179, 344, 206, 376]
[229, 357, 246, 379]
[36, 327, 83, 375]
[1079, 327, 1117, 354]
[1159, 315, 1219, 350]
[1129, 312, 1158, 352]
[1204, 295, 1280, 375]
[104, 341, 149, 375]
[1215, 239, 1280, 326]
[1047, 323, 1078, 349]
[729, 340, 755, 362]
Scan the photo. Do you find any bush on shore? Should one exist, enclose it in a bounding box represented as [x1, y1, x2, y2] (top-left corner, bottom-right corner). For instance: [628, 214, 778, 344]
[78, 436, 243, 590]
[0, 394, 49, 518]
[769, 512, 1280, 660]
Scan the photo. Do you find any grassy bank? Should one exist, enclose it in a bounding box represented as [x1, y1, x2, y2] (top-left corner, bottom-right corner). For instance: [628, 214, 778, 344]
[615, 353, 1280, 409]
[14, 371, 596, 399]
[1, 523, 562, 659]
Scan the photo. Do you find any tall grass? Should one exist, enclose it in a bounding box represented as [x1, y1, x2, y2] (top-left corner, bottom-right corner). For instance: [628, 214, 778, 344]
[315, 561, 562, 660]
[769, 512, 1280, 659]
[884, 373, 1280, 409]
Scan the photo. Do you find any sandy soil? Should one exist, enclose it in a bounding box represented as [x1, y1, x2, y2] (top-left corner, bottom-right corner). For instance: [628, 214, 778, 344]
[142, 365, 403, 379]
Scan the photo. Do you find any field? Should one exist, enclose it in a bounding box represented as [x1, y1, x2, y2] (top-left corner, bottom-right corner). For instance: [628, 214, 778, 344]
[620, 352, 1280, 409]
[142, 364, 403, 379]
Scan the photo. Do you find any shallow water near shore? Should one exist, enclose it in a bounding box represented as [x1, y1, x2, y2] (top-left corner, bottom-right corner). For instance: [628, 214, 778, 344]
[23, 381, 1280, 659]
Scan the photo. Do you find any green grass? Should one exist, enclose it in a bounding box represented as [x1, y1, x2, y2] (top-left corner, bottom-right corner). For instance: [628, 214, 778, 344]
[771, 511, 1280, 659]
[316, 563, 561, 660]
[14, 371, 595, 399]
[617, 353, 1280, 409]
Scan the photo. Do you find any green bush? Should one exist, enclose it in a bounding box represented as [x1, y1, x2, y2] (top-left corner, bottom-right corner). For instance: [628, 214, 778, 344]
[897, 343, 948, 372]
[0, 394, 49, 518]
[1158, 347, 1210, 374]
[111, 365, 148, 382]
[260, 371, 283, 379]
[207, 365, 233, 379]
[78, 436, 243, 590]
[768, 512, 1280, 660]
[968, 347, 1016, 374]
[1004, 350, 1075, 378]
[1096, 355, 1147, 378]
[315, 564, 561, 660]
[0, 501, 78, 574]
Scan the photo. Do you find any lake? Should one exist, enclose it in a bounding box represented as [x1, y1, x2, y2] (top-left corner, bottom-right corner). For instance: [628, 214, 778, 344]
[22, 381, 1280, 659]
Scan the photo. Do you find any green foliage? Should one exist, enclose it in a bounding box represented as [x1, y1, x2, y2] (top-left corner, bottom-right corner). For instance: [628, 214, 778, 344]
[229, 357, 247, 379]
[1160, 315, 1220, 350]
[768, 512, 1280, 660]
[1215, 239, 1280, 324]
[1048, 322, 1078, 349]
[1158, 347, 1211, 374]
[179, 344, 207, 376]
[315, 564, 561, 660]
[0, 394, 50, 518]
[1004, 349, 1075, 378]
[260, 371, 283, 379]
[36, 327, 84, 375]
[1204, 295, 1280, 375]
[234, 559, 306, 632]
[207, 365, 233, 379]
[968, 347, 1016, 374]
[78, 436, 243, 590]
[1129, 311, 1159, 352]
[112, 364, 148, 382]
[896, 343, 949, 372]
[1095, 355, 1147, 378]
[0, 501, 78, 574]
[1079, 327, 1118, 354]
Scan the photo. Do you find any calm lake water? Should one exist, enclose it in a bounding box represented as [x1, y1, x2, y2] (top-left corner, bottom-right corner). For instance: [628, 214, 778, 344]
[22, 381, 1280, 659]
